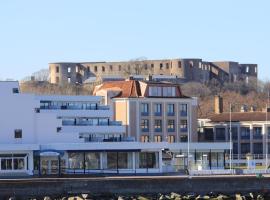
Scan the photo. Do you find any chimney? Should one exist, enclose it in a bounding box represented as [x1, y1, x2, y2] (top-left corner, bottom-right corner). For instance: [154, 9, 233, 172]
[240, 104, 248, 112]
[214, 95, 223, 114]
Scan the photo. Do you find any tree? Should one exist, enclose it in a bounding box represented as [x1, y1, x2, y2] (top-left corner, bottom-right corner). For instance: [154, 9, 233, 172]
[123, 57, 153, 77]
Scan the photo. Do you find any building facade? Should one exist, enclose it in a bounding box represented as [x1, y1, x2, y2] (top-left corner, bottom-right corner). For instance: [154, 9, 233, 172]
[49, 58, 257, 85]
[198, 96, 269, 167]
[0, 81, 229, 176]
[94, 80, 229, 170]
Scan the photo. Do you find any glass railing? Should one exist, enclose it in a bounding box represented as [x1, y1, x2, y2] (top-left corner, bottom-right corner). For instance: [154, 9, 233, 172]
[83, 136, 135, 142]
[40, 105, 109, 111]
[62, 120, 122, 126]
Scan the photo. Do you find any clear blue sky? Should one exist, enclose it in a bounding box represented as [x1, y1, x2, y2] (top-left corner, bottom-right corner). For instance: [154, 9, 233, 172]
[0, 0, 269, 80]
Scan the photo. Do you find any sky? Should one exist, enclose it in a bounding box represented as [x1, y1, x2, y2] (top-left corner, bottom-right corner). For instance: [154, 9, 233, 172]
[0, 0, 269, 81]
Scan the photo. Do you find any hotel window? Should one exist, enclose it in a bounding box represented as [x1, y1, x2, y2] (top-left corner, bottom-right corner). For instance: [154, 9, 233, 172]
[141, 103, 149, 116]
[166, 63, 169, 69]
[151, 64, 154, 68]
[12, 88, 19, 93]
[233, 143, 238, 154]
[67, 67, 71, 73]
[1, 158, 12, 170]
[154, 135, 162, 142]
[163, 87, 176, 97]
[253, 143, 263, 154]
[241, 143, 250, 154]
[14, 129, 22, 139]
[76, 66, 79, 73]
[149, 87, 162, 96]
[180, 120, 188, 132]
[253, 127, 262, 139]
[167, 104, 175, 116]
[227, 127, 238, 140]
[56, 66, 59, 73]
[141, 135, 149, 142]
[180, 135, 188, 142]
[167, 120, 175, 132]
[94, 66, 98, 72]
[160, 63, 163, 70]
[68, 77, 71, 83]
[240, 127, 250, 139]
[215, 128, 225, 141]
[168, 135, 175, 143]
[102, 66, 105, 72]
[154, 103, 162, 116]
[154, 120, 162, 132]
[87, 66, 90, 72]
[141, 119, 149, 132]
[138, 152, 159, 168]
[109, 65, 113, 70]
[267, 127, 270, 139]
[180, 104, 188, 116]
[118, 65, 121, 71]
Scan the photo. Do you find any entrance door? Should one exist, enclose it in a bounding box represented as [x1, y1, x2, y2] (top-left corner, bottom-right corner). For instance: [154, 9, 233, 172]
[41, 157, 59, 175]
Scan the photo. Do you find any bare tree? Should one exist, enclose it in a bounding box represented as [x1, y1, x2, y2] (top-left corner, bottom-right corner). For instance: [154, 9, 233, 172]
[123, 57, 153, 77]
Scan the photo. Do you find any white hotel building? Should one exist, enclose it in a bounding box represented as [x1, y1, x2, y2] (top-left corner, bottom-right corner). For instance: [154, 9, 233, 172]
[0, 81, 228, 176]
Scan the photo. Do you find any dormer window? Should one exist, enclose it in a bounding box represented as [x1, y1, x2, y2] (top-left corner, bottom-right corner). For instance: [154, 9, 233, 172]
[149, 86, 176, 97]
[149, 87, 162, 96]
[163, 87, 176, 97]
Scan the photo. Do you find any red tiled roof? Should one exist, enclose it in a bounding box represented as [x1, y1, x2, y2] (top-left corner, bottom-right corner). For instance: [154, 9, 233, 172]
[96, 80, 141, 98]
[96, 80, 189, 98]
[210, 112, 268, 122]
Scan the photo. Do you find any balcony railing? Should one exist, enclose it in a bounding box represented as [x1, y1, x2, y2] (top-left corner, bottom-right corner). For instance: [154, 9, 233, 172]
[40, 105, 110, 111]
[62, 120, 122, 126]
[180, 111, 187, 117]
[83, 136, 135, 142]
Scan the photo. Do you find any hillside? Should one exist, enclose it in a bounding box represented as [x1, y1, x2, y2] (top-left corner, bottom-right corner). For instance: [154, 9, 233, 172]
[20, 79, 269, 119]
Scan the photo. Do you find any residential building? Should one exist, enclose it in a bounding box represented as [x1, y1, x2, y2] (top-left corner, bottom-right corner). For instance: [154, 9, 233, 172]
[198, 96, 269, 167]
[49, 58, 257, 85]
[94, 79, 229, 170]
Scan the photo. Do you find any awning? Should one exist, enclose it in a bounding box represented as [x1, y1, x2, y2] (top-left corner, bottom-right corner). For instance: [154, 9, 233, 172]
[40, 151, 60, 157]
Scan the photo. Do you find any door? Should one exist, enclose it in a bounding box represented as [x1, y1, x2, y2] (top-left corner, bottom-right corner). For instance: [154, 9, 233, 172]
[40, 157, 59, 175]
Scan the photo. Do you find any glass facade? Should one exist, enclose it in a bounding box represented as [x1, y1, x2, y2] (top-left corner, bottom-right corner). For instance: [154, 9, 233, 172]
[0, 154, 26, 171]
[137, 152, 159, 169]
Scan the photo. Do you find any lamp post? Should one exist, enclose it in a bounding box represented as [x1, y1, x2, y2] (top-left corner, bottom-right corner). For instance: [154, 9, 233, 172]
[265, 91, 269, 170]
[229, 103, 232, 172]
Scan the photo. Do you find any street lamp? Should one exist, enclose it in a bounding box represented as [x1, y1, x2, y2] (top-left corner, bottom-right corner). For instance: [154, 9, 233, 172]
[265, 91, 269, 170]
[229, 103, 232, 172]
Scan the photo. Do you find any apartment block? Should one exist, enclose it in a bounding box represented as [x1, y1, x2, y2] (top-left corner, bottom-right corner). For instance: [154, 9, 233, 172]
[198, 96, 269, 167]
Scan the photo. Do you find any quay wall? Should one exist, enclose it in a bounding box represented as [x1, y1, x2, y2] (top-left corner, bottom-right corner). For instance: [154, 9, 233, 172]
[0, 176, 269, 198]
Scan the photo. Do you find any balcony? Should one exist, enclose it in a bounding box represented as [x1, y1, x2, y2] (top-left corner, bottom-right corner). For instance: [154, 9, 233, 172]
[141, 128, 149, 132]
[61, 125, 125, 134]
[62, 120, 122, 126]
[40, 105, 110, 111]
[141, 112, 149, 116]
[167, 128, 175, 132]
[180, 128, 188, 132]
[167, 112, 175, 116]
[180, 111, 187, 117]
[154, 112, 162, 116]
[83, 136, 135, 143]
